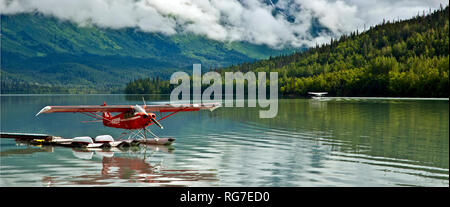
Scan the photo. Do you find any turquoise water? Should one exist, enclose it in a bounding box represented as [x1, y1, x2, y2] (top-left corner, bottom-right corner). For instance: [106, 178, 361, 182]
[0, 95, 448, 186]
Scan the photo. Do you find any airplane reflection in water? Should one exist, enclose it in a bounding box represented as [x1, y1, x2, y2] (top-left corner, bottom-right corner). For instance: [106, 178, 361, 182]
[51, 146, 216, 186]
[1, 142, 218, 186]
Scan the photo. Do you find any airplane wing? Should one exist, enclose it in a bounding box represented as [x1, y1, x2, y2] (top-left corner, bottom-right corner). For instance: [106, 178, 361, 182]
[36, 105, 133, 116]
[36, 103, 221, 116]
[144, 102, 221, 113]
[308, 92, 328, 95]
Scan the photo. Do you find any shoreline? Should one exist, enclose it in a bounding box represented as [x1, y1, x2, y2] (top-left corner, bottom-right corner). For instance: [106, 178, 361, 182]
[0, 93, 448, 100]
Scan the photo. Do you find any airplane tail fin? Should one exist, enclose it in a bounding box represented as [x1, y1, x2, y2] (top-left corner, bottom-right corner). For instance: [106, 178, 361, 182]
[103, 112, 111, 118]
[102, 102, 111, 124]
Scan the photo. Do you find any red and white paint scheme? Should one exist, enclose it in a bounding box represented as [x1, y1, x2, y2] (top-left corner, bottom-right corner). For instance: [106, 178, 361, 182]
[36, 100, 221, 140]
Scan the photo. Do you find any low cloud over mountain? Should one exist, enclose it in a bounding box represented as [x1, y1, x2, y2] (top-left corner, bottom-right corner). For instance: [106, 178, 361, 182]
[1, 0, 446, 48]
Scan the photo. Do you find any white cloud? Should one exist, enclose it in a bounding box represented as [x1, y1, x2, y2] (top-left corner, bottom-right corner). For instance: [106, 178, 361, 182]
[0, 0, 447, 48]
[297, 0, 361, 34]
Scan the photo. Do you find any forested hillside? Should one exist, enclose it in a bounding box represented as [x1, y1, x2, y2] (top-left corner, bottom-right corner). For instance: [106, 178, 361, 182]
[225, 5, 449, 97]
[125, 5, 449, 98]
[0, 13, 294, 94]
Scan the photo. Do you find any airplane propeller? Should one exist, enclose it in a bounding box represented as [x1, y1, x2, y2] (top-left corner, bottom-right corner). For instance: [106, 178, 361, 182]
[150, 116, 164, 129]
[137, 97, 164, 129]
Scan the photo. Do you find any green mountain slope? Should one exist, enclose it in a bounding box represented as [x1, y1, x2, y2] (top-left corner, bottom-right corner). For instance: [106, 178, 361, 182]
[0, 13, 296, 93]
[125, 6, 449, 98]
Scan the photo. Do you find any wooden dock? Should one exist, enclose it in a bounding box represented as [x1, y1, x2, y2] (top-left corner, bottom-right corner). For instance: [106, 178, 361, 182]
[0, 132, 175, 148]
[0, 132, 53, 140]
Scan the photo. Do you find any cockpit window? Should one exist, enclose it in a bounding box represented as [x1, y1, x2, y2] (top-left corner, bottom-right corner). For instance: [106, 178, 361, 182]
[123, 111, 133, 119]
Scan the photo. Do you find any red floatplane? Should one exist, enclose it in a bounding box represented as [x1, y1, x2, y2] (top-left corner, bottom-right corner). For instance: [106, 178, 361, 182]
[36, 100, 221, 143]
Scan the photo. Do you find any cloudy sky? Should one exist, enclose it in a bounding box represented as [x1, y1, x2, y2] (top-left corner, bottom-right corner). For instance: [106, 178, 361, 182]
[0, 0, 447, 48]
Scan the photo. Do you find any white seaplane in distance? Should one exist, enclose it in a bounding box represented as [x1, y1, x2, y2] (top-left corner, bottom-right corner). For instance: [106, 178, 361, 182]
[308, 92, 328, 99]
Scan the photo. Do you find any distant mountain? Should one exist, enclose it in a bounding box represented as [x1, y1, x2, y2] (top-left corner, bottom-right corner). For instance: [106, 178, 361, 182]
[0, 13, 298, 93]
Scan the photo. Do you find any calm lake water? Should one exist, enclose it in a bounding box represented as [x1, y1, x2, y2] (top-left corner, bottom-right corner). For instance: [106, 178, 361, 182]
[0, 95, 448, 187]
